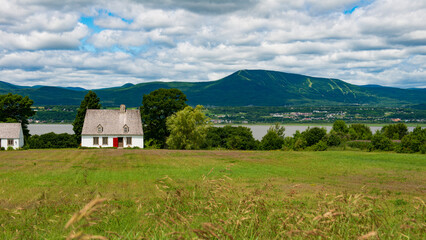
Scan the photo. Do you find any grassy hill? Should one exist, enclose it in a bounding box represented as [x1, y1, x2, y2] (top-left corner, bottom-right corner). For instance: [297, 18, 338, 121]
[1, 70, 425, 106]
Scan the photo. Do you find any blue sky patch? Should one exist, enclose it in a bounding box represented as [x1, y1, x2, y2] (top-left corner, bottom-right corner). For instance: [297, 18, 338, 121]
[344, 6, 358, 14]
[79, 16, 104, 33]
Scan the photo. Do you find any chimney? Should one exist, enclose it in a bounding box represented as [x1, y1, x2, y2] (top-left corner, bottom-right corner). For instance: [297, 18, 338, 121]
[120, 104, 126, 113]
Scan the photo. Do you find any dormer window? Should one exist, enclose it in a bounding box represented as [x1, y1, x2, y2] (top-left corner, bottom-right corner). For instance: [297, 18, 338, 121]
[97, 124, 103, 133]
[123, 124, 129, 133]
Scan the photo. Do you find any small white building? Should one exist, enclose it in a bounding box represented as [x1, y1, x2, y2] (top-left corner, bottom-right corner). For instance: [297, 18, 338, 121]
[81, 105, 144, 148]
[0, 123, 24, 150]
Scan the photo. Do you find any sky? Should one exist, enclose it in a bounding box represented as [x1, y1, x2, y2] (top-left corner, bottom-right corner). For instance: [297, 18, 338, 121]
[0, 0, 425, 89]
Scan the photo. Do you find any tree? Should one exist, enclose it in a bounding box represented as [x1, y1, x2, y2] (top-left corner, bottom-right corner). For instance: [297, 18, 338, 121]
[27, 133, 78, 149]
[166, 105, 210, 149]
[370, 131, 392, 151]
[302, 127, 327, 147]
[381, 123, 408, 140]
[260, 123, 285, 150]
[204, 126, 258, 150]
[332, 120, 348, 134]
[204, 127, 226, 149]
[325, 132, 342, 146]
[312, 140, 328, 151]
[348, 124, 372, 140]
[397, 127, 426, 153]
[0, 93, 35, 138]
[282, 130, 306, 151]
[73, 91, 101, 143]
[141, 89, 188, 148]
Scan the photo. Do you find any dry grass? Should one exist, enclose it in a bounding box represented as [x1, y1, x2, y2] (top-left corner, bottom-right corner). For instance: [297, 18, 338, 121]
[136, 173, 425, 239]
[65, 196, 107, 240]
[0, 149, 425, 239]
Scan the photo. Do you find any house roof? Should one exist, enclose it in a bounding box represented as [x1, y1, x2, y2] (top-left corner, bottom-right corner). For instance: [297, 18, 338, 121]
[81, 108, 143, 136]
[0, 123, 22, 138]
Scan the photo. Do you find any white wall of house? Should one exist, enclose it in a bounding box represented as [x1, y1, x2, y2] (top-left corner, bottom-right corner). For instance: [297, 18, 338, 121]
[81, 135, 144, 148]
[0, 139, 6, 149]
[0, 138, 23, 150]
[19, 128, 24, 148]
[132, 136, 144, 148]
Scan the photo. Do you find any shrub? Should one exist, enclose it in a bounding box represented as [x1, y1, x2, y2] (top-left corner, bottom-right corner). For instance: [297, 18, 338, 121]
[0, 147, 4, 151]
[348, 124, 372, 140]
[7, 146, 14, 151]
[412, 126, 426, 139]
[260, 130, 284, 150]
[282, 137, 295, 151]
[302, 127, 327, 146]
[293, 137, 307, 151]
[325, 132, 342, 146]
[398, 134, 422, 153]
[311, 140, 328, 151]
[226, 135, 258, 150]
[204, 127, 227, 149]
[27, 132, 78, 149]
[332, 120, 348, 133]
[370, 132, 393, 151]
[381, 123, 408, 140]
[144, 139, 162, 149]
[204, 126, 257, 150]
[396, 127, 426, 153]
[260, 124, 285, 150]
[421, 143, 426, 154]
[346, 141, 371, 150]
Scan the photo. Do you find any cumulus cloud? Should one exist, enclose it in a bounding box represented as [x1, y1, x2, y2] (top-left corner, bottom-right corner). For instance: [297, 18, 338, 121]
[0, 0, 425, 89]
[132, 0, 259, 14]
[0, 23, 89, 50]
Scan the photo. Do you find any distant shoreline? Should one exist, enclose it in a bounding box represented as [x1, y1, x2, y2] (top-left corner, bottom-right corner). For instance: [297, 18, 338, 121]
[213, 123, 426, 127]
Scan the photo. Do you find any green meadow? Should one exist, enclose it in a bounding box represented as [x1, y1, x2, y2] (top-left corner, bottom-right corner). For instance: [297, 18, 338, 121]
[0, 149, 425, 239]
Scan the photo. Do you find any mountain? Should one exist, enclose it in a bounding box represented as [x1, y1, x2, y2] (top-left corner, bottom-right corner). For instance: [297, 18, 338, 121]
[62, 87, 87, 91]
[1, 70, 425, 107]
[0, 81, 27, 90]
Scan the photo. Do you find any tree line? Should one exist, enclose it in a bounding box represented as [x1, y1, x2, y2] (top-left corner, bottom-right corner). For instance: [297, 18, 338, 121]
[1, 90, 425, 153]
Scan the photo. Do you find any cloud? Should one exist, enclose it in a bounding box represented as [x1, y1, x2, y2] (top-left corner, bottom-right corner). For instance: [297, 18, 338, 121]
[93, 15, 130, 29]
[132, 0, 259, 14]
[0, 23, 89, 50]
[0, 0, 425, 89]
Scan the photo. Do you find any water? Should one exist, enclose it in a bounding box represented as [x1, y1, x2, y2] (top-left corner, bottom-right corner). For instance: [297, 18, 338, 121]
[28, 124, 74, 135]
[29, 124, 417, 140]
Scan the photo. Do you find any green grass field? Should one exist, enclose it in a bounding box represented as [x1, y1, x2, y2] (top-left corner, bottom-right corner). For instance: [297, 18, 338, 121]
[0, 149, 425, 239]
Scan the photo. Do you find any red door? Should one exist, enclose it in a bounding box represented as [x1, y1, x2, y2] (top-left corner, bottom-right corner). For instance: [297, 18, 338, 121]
[113, 138, 118, 148]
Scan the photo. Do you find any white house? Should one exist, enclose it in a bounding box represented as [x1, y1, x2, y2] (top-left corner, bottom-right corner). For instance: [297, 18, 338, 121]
[0, 123, 24, 150]
[81, 105, 144, 148]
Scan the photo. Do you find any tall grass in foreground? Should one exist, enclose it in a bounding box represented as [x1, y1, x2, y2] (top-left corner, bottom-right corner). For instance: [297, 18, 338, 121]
[61, 173, 424, 239]
[1, 150, 424, 239]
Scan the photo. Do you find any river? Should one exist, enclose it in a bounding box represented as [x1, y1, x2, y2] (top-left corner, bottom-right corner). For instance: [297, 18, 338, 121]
[28, 124, 74, 136]
[28, 124, 419, 140]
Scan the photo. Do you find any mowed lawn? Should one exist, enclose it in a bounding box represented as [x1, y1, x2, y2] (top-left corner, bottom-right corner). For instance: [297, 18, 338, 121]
[0, 149, 425, 239]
